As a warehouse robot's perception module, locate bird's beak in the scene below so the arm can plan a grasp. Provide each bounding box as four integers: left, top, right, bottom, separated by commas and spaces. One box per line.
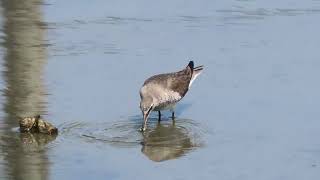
141, 111, 149, 132
141, 107, 152, 132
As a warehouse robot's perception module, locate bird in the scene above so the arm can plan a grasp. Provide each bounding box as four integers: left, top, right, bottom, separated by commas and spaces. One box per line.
139, 61, 203, 131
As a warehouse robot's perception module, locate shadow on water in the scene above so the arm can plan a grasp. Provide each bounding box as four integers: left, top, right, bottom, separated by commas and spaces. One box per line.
60, 116, 205, 162
0, 0, 52, 179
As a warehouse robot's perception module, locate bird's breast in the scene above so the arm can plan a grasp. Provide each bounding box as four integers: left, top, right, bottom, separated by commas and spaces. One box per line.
153, 101, 177, 111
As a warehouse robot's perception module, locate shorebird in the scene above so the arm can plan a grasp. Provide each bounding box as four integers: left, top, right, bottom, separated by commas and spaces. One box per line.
139, 61, 203, 131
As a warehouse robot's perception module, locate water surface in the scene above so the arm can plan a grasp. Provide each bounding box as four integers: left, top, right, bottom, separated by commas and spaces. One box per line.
1, 0, 320, 179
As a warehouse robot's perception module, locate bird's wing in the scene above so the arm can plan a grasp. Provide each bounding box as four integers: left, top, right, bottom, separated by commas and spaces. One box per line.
167, 69, 192, 98
142, 61, 193, 98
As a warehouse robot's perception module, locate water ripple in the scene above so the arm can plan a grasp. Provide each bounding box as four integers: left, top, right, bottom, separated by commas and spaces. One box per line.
56, 118, 206, 161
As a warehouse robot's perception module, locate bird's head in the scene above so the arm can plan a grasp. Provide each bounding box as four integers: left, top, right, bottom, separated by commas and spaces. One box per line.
140, 96, 154, 131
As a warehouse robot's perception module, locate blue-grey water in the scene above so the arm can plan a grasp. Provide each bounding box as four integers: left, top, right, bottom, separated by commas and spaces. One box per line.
1, 0, 320, 179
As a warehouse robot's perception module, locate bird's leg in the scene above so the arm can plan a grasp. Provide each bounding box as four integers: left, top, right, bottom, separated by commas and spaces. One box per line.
172, 111, 175, 120
158, 111, 161, 121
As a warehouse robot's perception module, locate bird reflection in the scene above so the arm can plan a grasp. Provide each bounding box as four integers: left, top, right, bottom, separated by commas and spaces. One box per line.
141, 120, 196, 162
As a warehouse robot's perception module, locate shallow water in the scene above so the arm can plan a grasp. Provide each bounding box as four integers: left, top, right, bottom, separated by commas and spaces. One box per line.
1, 0, 320, 179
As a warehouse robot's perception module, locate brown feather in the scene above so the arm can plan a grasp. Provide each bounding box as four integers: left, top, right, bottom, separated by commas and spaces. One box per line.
143, 65, 192, 97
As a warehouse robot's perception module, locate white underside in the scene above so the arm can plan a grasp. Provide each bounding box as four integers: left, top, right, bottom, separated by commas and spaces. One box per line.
189, 70, 202, 88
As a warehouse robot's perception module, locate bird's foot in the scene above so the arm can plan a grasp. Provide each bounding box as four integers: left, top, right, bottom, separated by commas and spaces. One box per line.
139, 126, 146, 132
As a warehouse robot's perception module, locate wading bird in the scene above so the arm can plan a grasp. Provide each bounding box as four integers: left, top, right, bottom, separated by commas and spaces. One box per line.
139, 61, 203, 131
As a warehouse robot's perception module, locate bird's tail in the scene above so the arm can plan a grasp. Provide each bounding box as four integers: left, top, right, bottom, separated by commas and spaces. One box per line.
185, 61, 195, 77
186, 61, 203, 71
186, 61, 204, 88
192, 65, 204, 81
187, 61, 194, 70
194, 65, 204, 73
